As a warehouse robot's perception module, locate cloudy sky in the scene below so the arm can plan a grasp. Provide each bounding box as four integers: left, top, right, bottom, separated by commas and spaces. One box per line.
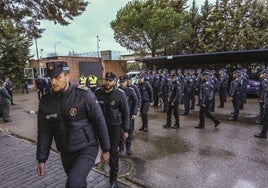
30, 0, 212, 59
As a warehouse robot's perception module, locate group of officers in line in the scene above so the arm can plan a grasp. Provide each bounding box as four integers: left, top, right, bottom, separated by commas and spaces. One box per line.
36, 61, 267, 188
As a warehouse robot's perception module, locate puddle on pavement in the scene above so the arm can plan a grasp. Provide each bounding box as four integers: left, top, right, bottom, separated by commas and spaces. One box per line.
10, 106, 23, 110
198, 146, 235, 158
17, 98, 30, 102
138, 135, 191, 160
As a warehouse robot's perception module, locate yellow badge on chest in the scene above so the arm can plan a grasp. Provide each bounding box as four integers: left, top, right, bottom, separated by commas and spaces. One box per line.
70, 107, 78, 117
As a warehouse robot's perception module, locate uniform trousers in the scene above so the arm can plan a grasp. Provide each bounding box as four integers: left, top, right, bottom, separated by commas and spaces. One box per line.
199, 102, 218, 126
153, 86, 160, 106
184, 92, 191, 114
119, 118, 134, 151
162, 92, 168, 111
261, 107, 268, 135
107, 125, 122, 181
232, 95, 241, 116
1, 103, 10, 121
219, 87, 226, 107
166, 102, 179, 125
60, 144, 99, 188
140, 101, 150, 129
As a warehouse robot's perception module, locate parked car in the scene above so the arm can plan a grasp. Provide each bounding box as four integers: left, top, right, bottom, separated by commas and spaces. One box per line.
126, 71, 140, 84
246, 79, 260, 96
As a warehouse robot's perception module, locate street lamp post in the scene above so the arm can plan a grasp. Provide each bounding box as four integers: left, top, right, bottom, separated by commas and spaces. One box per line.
97, 35, 100, 58
54, 41, 61, 56
40, 49, 44, 76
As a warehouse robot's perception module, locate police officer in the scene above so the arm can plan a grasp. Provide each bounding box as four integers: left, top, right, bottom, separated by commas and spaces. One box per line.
255, 70, 268, 139
210, 70, 218, 112
195, 68, 202, 106
137, 74, 154, 132
240, 68, 249, 109
36, 61, 110, 188
256, 70, 268, 124
182, 69, 195, 115
160, 68, 170, 112
0, 81, 12, 122
190, 69, 197, 110
177, 68, 184, 104
127, 75, 141, 135
217, 68, 229, 108
162, 74, 182, 129
95, 72, 130, 188
86, 73, 98, 92
195, 70, 220, 129
35, 75, 45, 100
5, 77, 14, 105
79, 73, 87, 86
229, 70, 243, 121
118, 75, 138, 156
152, 70, 161, 107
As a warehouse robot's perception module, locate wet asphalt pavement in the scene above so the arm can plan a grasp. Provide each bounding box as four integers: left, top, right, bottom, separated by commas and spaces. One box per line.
1, 91, 268, 188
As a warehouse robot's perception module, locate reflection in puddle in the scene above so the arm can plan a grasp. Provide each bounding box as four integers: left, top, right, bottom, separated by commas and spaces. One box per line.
138, 135, 191, 160
233, 179, 256, 188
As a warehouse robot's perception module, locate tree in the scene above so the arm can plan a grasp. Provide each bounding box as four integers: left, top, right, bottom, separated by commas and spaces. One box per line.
197, 0, 268, 52
0, 0, 88, 86
110, 0, 186, 57
197, 0, 215, 52
0, 19, 32, 82
1, 0, 88, 39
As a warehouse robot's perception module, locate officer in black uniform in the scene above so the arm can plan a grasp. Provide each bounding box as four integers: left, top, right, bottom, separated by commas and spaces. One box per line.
162, 74, 182, 129
152, 70, 161, 107
182, 69, 195, 115
137, 74, 154, 132
160, 68, 170, 112
255, 70, 268, 139
95, 72, 130, 188
190, 69, 197, 110
217, 68, 229, 108
195, 70, 220, 129
118, 75, 138, 156
240, 68, 249, 109
210, 70, 218, 112
36, 61, 110, 188
229, 70, 243, 121
177, 68, 184, 104
127, 75, 141, 136
195, 68, 202, 106
256, 70, 268, 124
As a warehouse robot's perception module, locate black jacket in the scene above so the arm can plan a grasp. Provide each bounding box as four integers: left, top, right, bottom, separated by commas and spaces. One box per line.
138, 81, 154, 103
95, 87, 130, 132
119, 86, 138, 115
168, 80, 182, 104
36, 84, 110, 163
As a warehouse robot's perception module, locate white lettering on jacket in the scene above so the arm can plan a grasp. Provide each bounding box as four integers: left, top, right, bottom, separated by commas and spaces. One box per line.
45, 113, 58, 119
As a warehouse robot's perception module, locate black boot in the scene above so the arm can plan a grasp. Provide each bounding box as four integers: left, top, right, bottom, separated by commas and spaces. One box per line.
195, 124, 204, 129
214, 120, 220, 127
139, 127, 144, 131
229, 115, 238, 121
162, 124, 171, 129
126, 147, 131, 155
255, 133, 267, 139
110, 180, 118, 188
171, 124, 180, 129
